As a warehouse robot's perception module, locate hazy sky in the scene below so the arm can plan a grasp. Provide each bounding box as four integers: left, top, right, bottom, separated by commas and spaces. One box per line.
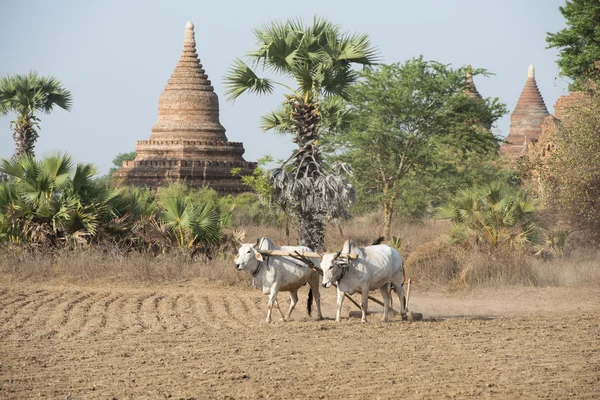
0, 0, 570, 173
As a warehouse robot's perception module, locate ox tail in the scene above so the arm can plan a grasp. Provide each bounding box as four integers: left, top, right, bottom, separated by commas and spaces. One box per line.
307, 288, 313, 317
401, 259, 406, 285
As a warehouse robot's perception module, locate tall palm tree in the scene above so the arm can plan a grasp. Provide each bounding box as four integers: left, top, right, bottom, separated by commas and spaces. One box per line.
0, 71, 73, 158
224, 17, 378, 250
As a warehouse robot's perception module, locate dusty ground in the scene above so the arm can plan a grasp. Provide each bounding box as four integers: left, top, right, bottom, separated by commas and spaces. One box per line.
0, 276, 599, 399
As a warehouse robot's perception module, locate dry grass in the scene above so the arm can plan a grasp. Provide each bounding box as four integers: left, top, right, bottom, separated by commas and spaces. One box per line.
406, 239, 600, 289
531, 247, 600, 286
0, 246, 247, 287
1, 218, 598, 290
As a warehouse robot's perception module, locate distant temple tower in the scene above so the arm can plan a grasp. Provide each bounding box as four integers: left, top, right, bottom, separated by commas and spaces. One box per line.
114, 21, 255, 192
465, 65, 483, 100
464, 65, 492, 131
500, 64, 549, 156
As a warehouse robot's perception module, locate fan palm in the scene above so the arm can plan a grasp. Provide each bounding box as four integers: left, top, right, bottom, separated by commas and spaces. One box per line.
0, 153, 118, 245
160, 194, 221, 249
435, 182, 542, 250
0, 71, 72, 158
224, 17, 378, 250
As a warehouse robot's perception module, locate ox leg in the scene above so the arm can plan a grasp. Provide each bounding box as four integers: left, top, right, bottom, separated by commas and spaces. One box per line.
308, 272, 323, 320
266, 284, 281, 323
379, 286, 391, 322
286, 291, 298, 321
391, 277, 407, 320
274, 299, 286, 320
335, 289, 345, 322
360, 288, 369, 323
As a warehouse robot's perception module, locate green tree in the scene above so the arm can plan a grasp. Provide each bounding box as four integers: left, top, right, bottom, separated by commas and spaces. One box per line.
109, 151, 137, 175
546, 0, 600, 87
232, 155, 293, 240
0, 72, 72, 158
224, 17, 378, 251
435, 181, 542, 251
324, 59, 507, 239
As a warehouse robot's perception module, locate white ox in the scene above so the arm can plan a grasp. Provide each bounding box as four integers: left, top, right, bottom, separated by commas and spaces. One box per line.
235, 238, 322, 323
320, 241, 406, 322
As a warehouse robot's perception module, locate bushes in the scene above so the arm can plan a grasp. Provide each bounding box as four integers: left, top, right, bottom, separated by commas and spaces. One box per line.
527, 90, 600, 242
406, 240, 539, 287
0, 151, 287, 257
218, 193, 283, 227
435, 181, 542, 250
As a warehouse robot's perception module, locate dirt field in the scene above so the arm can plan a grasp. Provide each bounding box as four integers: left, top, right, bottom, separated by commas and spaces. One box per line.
1, 276, 599, 399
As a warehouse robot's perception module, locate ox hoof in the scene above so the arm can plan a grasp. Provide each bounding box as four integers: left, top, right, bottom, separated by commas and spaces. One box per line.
401, 313, 408, 321
361, 319, 367, 323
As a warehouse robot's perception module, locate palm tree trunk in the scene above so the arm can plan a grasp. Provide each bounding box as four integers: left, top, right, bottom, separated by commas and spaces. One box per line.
297, 210, 325, 251
289, 96, 326, 251
11, 113, 39, 158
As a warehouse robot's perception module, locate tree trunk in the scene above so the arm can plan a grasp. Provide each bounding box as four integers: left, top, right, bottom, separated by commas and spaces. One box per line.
297, 209, 325, 251
11, 113, 39, 158
383, 201, 393, 241
289, 96, 326, 251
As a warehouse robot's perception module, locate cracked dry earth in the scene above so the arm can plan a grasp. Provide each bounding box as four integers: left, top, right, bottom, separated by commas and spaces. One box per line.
0, 278, 599, 399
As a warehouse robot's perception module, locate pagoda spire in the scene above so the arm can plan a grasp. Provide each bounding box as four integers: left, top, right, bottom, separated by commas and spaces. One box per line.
464, 65, 482, 100
501, 64, 549, 157
150, 21, 227, 141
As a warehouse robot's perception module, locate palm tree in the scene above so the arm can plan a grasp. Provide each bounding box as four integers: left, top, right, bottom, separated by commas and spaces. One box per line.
435, 182, 542, 251
0, 71, 73, 158
224, 17, 378, 250
160, 194, 221, 249
0, 153, 118, 246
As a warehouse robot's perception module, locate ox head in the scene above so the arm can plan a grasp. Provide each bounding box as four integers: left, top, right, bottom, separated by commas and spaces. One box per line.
320, 251, 348, 288
234, 243, 264, 271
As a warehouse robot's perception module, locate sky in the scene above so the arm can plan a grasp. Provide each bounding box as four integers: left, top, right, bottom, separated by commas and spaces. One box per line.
0, 0, 570, 174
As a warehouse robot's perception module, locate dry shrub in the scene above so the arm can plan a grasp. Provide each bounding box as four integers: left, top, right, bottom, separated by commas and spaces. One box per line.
530, 247, 600, 286
404, 240, 459, 286
452, 247, 537, 287
325, 215, 449, 252
0, 245, 247, 287
405, 241, 539, 288
241, 225, 289, 246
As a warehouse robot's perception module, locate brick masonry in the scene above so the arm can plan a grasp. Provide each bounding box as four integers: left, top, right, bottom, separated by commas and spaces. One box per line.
114, 21, 256, 193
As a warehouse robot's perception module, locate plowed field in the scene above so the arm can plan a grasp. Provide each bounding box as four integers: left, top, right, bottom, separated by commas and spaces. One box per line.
1, 278, 599, 399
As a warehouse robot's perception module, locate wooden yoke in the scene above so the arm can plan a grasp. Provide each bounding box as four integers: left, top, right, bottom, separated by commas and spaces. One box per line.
259, 250, 359, 259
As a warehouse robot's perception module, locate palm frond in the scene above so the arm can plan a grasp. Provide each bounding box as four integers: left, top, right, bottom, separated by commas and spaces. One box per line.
259, 106, 293, 134
224, 58, 274, 101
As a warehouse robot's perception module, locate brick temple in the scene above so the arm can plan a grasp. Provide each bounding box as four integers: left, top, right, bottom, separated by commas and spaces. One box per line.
500, 64, 549, 156
114, 21, 256, 193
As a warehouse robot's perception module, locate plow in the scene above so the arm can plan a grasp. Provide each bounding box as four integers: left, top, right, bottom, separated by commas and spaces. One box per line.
259, 249, 423, 321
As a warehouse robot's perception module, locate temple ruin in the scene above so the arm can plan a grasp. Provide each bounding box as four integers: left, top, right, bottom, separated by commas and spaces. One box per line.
464, 65, 492, 131
114, 21, 256, 193
500, 64, 549, 157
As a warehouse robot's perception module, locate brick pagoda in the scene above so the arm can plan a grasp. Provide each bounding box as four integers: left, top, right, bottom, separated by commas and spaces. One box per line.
500, 64, 549, 156
464, 65, 492, 131
114, 21, 256, 193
